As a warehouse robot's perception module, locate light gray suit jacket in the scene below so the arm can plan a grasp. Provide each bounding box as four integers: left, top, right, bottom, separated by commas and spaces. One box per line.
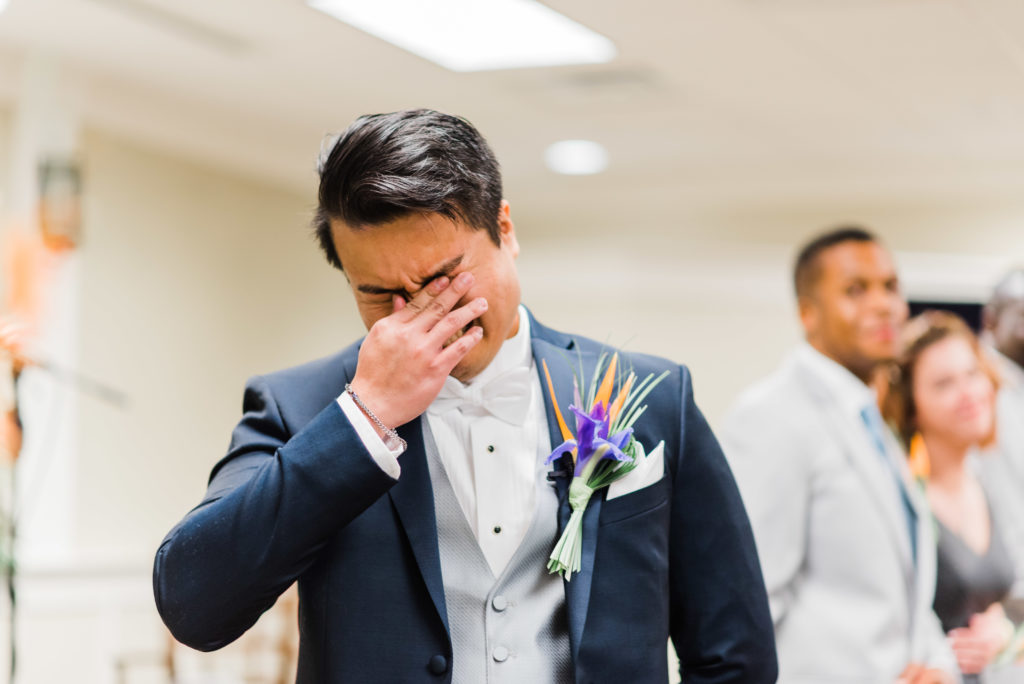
720, 347, 958, 683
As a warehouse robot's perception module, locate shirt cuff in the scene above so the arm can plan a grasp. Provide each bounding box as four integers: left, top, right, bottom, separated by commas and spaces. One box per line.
336, 392, 403, 479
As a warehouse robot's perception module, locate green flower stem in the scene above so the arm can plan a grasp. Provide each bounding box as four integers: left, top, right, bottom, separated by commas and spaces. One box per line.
568, 478, 596, 511
548, 479, 597, 580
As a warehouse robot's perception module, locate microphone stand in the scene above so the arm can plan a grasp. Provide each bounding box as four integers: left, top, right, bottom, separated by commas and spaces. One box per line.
2, 359, 21, 684
2, 350, 127, 684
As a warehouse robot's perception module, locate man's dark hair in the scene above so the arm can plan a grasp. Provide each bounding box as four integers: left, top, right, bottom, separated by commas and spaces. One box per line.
793, 226, 878, 299
313, 109, 504, 270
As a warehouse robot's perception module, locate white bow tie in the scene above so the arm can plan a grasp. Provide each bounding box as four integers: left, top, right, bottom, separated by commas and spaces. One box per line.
427, 366, 533, 426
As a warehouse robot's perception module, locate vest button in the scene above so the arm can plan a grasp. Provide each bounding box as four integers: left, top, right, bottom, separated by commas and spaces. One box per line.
492, 646, 509, 662
427, 654, 448, 675
491, 595, 508, 611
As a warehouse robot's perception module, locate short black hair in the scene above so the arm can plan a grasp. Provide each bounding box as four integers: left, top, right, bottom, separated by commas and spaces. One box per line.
793, 226, 878, 299
313, 109, 503, 270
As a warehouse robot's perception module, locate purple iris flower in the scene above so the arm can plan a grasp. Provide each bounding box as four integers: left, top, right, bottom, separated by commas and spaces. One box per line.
546, 402, 634, 477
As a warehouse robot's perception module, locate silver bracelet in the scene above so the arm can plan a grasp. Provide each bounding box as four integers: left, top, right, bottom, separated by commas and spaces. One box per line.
345, 383, 407, 452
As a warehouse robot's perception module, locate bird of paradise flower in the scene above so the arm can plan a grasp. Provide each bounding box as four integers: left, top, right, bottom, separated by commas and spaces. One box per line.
542, 351, 668, 580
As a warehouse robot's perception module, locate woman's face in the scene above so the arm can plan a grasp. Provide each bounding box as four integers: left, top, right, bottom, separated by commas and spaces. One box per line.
912, 335, 995, 448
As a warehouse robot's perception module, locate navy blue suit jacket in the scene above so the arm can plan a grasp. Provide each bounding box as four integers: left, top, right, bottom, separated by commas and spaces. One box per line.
154, 313, 777, 683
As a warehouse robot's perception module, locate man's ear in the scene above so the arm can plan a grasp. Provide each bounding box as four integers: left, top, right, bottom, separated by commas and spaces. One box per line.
981, 303, 996, 333
798, 295, 819, 341
497, 200, 519, 258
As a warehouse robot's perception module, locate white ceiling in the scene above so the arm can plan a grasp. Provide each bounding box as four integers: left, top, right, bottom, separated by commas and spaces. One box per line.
4, 0, 1024, 232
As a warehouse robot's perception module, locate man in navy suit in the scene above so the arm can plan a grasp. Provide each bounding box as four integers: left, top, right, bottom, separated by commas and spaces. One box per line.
153, 109, 776, 683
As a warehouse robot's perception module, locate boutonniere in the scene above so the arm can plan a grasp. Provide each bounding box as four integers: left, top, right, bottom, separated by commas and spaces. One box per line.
542, 352, 668, 580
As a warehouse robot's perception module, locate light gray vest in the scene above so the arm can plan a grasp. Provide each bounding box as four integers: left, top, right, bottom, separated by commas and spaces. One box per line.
422, 421, 572, 684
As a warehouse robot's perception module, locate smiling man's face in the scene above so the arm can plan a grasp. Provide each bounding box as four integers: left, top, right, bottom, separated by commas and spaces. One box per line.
800, 240, 909, 382
332, 204, 522, 383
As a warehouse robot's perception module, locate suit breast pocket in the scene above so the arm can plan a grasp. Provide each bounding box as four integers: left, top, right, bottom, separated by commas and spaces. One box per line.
599, 475, 671, 526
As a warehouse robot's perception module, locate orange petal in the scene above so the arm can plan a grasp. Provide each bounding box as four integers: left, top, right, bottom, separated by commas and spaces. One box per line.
543, 359, 574, 443
593, 353, 618, 410
608, 373, 635, 425
908, 433, 930, 480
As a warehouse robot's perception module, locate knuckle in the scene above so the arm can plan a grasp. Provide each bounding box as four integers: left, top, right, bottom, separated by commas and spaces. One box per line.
416, 342, 435, 362
439, 311, 462, 330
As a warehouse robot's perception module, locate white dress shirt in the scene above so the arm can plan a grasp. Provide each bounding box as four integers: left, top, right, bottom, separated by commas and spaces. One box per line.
338, 306, 549, 576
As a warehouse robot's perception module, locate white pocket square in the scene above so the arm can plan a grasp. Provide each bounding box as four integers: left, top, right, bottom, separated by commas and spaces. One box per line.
607, 441, 665, 500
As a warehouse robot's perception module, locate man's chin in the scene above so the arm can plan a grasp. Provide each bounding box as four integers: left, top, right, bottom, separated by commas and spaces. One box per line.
451, 338, 506, 382
867, 348, 899, 365
450, 353, 487, 384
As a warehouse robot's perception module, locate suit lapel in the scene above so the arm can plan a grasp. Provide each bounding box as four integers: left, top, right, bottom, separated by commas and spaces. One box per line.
833, 409, 914, 569
529, 313, 601, 662
793, 358, 915, 573
340, 343, 449, 630
356, 312, 606, 650
387, 417, 450, 633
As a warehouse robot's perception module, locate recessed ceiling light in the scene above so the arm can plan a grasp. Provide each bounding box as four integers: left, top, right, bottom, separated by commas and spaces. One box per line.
544, 140, 608, 175
308, 0, 616, 72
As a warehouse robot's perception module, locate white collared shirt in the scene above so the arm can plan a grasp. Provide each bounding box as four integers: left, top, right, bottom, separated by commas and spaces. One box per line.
338, 305, 549, 576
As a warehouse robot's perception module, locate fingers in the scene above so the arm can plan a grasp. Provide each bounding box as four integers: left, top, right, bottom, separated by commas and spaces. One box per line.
429, 296, 487, 347
0, 325, 29, 361
392, 276, 451, 322
434, 325, 483, 374
897, 664, 923, 684
0, 318, 28, 351
906, 669, 954, 684
414, 272, 476, 332
397, 272, 477, 331
949, 631, 992, 675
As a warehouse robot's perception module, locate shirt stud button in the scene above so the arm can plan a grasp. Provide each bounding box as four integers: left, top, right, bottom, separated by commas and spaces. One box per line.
427, 654, 447, 675
492, 646, 509, 662
487, 445, 495, 452
493, 525, 502, 534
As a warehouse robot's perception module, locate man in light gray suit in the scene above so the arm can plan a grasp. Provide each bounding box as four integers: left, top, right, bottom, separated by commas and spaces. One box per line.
721, 227, 959, 683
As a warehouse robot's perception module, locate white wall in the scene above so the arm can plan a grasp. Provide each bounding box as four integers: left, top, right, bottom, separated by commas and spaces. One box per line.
518, 199, 1022, 423
72, 130, 361, 565
0, 107, 8, 207
13, 129, 356, 684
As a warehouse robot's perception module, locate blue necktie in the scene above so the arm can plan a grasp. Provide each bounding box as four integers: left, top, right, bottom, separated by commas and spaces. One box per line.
860, 405, 918, 565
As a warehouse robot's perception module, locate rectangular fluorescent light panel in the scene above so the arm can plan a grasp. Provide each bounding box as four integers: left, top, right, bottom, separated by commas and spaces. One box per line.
308, 0, 616, 72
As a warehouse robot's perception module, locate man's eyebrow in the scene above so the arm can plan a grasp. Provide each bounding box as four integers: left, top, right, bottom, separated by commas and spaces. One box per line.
413, 255, 464, 286
356, 283, 402, 295
356, 255, 464, 296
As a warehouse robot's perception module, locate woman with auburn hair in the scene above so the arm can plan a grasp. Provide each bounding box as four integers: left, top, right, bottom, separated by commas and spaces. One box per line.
884, 310, 1017, 681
